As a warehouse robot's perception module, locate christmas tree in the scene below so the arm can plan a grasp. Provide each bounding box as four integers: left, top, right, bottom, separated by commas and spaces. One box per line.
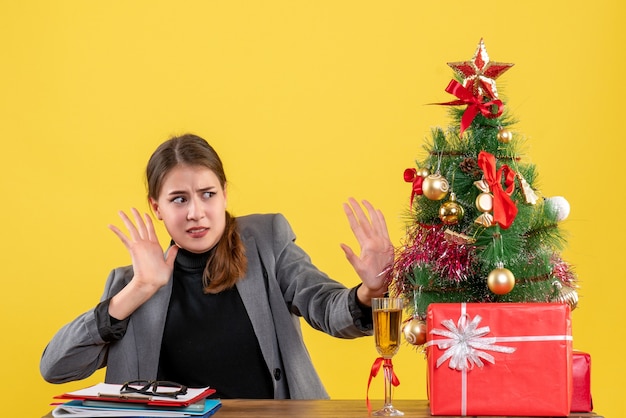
391, 39, 578, 345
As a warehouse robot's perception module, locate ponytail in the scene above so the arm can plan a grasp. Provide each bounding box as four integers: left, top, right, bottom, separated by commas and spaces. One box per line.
202, 211, 247, 293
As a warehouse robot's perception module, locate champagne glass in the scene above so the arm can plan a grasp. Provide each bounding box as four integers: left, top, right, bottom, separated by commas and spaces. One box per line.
371, 297, 404, 416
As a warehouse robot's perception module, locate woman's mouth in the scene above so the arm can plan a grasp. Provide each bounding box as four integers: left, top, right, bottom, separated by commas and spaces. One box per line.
187, 227, 209, 238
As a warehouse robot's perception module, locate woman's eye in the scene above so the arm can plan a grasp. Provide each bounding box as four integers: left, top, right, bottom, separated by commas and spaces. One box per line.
203, 191, 216, 199
172, 196, 186, 204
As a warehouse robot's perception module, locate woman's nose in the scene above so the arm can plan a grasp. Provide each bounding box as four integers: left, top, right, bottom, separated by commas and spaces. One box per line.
187, 197, 204, 220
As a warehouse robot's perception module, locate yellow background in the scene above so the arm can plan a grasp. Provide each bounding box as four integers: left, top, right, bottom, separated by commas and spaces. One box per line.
1, 1, 624, 417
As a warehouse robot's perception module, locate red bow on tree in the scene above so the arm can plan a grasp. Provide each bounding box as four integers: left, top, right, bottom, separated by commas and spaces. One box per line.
477, 151, 518, 229
404, 168, 423, 204
436, 80, 504, 137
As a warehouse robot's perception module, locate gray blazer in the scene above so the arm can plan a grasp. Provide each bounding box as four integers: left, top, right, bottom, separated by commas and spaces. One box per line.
40, 213, 371, 399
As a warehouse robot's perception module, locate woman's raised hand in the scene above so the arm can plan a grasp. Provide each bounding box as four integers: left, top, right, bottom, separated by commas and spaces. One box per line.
340, 198, 394, 306
107, 208, 179, 319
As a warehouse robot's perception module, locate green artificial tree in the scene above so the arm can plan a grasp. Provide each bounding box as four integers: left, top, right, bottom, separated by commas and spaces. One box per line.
391, 39, 578, 346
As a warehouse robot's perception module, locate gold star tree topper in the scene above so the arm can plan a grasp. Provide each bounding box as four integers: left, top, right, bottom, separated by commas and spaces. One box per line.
447, 38, 514, 100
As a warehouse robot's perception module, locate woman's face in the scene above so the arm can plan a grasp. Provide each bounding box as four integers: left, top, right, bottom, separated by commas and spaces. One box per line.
150, 164, 227, 254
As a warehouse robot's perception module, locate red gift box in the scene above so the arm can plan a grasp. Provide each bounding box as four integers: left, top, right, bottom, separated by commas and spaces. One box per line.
426, 303, 572, 416
571, 351, 593, 412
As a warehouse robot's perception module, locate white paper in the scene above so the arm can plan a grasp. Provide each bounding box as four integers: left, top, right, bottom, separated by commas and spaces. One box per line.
65, 383, 211, 403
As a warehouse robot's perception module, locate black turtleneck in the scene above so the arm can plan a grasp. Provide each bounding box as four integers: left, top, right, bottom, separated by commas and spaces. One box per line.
156, 247, 274, 399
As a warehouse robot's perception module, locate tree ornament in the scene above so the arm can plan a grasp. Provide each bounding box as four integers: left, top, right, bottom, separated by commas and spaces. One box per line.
416, 167, 430, 178
422, 173, 449, 200
487, 269, 515, 295
436, 80, 504, 138
473, 151, 518, 229
403, 317, 428, 346
487, 264, 515, 295
438, 192, 464, 225
474, 179, 494, 227
550, 281, 578, 310
545, 196, 570, 221
404, 168, 425, 204
497, 127, 513, 143
447, 38, 514, 100
517, 172, 539, 205
404, 167, 430, 204
443, 228, 476, 244
459, 157, 482, 178
475, 190, 494, 212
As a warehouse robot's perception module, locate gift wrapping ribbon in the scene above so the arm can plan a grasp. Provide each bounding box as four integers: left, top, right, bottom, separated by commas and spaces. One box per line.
434, 79, 504, 137
403, 168, 423, 204
366, 357, 400, 412
477, 151, 518, 229
426, 303, 573, 416
426, 311, 516, 371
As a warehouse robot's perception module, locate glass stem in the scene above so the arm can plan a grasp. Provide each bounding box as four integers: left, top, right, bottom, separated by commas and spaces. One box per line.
383, 360, 393, 408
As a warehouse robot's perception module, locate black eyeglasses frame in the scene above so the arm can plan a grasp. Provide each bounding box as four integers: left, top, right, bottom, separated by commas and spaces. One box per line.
120, 380, 188, 399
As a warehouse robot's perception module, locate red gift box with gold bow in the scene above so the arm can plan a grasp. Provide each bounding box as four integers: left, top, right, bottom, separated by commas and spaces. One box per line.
426, 303, 573, 416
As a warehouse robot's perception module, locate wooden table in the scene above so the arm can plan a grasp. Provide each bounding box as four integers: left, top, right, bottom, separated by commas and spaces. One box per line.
43, 399, 603, 417
211, 400, 603, 417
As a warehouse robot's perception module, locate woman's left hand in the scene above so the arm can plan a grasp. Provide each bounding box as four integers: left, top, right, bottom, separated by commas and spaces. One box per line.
340, 198, 394, 306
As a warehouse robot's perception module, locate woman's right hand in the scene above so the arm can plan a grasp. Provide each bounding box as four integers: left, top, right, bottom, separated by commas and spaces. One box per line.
107, 208, 179, 320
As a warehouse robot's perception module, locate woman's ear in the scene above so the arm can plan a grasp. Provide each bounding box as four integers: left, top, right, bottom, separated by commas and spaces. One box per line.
149, 197, 163, 220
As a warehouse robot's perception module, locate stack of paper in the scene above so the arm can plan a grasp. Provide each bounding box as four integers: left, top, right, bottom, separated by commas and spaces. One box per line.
51, 383, 220, 417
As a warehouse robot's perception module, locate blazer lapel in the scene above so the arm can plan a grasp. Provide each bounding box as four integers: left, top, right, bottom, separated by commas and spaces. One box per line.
236, 235, 278, 372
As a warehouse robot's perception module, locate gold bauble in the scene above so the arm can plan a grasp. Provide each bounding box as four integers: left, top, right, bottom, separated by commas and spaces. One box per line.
422, 174, 449, 200
438, 193, 465, 225
487, 267, 515, 295
416, 167, 430, 178
403, 318, 428, 346
497, 128, 513, 143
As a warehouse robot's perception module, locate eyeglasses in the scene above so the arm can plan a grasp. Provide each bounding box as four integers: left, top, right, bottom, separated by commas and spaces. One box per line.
120, 380, 188, 399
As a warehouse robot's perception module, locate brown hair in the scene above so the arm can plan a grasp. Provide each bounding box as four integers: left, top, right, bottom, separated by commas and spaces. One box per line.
146, 133, 247, 293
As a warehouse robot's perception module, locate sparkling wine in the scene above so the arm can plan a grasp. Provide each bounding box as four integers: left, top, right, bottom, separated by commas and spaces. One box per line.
373, 308, 402, 358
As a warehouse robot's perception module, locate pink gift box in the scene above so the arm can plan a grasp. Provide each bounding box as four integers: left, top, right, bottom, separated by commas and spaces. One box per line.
426, 302, 573, 416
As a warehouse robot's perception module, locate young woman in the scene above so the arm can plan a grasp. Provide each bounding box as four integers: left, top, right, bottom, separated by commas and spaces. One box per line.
40, 133, 394, 399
